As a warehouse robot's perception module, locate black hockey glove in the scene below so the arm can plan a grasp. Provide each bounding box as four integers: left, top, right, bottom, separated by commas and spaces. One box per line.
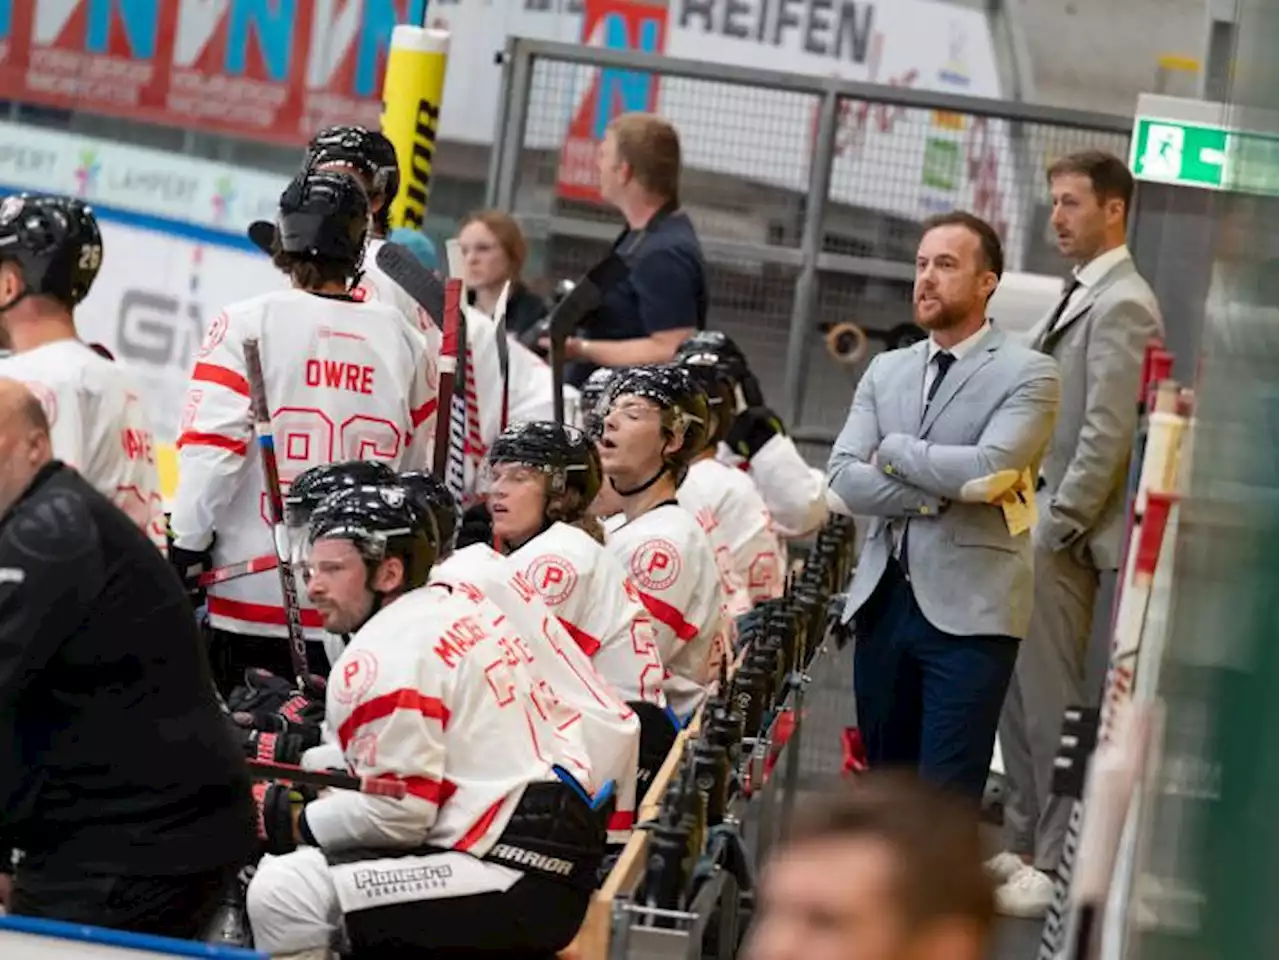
242, 728, 313, 766
252, 782, 316, 855
456, 502, 494, 550
167, 525, 215, 609
725, 406, 786, 461
227, 669, 326, 739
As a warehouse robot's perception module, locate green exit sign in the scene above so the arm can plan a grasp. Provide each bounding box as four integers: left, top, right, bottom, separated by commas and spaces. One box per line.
1130, 117, 1278, 196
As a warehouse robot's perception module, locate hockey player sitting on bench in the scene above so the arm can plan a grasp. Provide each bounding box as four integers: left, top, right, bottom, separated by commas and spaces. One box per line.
246, 484, 607, 959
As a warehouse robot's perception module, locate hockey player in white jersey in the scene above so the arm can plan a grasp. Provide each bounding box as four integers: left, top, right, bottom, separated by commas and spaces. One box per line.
246, 486, 607, 959
596, 364, 731, 720
168, 170, 436, 694
0, 194, 164, 544
485, 422, 680, 806
399, 466, 643, 844
675, 347, 786, 606
675, 331, 828, 539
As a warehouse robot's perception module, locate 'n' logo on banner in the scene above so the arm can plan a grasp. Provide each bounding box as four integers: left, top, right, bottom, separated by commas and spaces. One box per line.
556, 0, 668, 203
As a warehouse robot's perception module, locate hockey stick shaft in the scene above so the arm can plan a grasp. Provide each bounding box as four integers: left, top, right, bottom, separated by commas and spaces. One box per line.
198, 553, 279, 587
433, 280, 461, 480
246, 759, 408, 799
243, 339, 311, 690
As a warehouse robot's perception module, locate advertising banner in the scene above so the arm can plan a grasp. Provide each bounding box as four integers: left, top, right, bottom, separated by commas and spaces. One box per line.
0, 0, 426, 146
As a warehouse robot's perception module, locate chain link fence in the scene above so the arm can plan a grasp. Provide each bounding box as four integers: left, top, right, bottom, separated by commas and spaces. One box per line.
488, 38, 1133, 464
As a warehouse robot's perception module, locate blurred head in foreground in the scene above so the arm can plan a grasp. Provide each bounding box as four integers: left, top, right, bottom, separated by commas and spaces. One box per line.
744, 772, 994, 960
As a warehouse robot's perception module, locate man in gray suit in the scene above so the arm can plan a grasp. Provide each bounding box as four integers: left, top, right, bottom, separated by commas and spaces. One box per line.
990, 151, 1162, 918
826, 211, 1060, 802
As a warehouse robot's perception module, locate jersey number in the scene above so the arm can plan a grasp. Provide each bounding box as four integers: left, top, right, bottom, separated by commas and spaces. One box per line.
260, 406, 402, 525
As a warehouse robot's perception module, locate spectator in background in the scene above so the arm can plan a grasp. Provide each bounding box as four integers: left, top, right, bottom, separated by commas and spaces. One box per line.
458, 209, 548, 335
744, 772, 995, 960
559, 112, 708, 387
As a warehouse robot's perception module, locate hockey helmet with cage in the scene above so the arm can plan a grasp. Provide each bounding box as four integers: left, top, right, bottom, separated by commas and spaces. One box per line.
673, 330, 763, 409
578, 366, 620, 440
0, 194, 103, 310
604, 364, 711, 470
398, 471, 463, 556
487, 421, 603, 503
249, 170, 370, 264
307, 484, 437, 594
305, 125, 400, 203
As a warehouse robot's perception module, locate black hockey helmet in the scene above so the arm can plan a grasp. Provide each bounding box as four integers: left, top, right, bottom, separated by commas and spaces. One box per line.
305, 125, 400, 204
487, 421, 603, 503
578, 366, 620, 440
285, 460, 399, 529
675, 353, 736, 448
249, 170, 369, 264
307, 484, 437, 592
0, 194, 103, 309
673, 330, 763, 409
398, 471, 463, 556
604, 363, 711, 469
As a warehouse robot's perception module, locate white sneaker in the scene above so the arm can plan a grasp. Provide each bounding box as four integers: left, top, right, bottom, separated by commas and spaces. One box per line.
983, 850, 1027, 883
995, 865, 1055, 918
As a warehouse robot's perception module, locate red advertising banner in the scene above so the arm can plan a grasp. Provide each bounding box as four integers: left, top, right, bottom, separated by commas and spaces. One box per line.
0, 0, 425, 147
555, 0, 668, 203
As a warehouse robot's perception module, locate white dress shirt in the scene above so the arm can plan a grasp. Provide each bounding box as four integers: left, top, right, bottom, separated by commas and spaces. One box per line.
922, 319, 991, 406
1049, 244, 1131, 335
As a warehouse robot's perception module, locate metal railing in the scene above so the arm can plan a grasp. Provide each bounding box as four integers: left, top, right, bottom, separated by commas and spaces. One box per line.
486, 37, 1134, 462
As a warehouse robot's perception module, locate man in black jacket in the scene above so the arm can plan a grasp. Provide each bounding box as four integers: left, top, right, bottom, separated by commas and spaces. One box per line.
0, 378, 256, 937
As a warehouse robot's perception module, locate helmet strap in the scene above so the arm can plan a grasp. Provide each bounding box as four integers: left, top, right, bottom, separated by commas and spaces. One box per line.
610, 463, 668, 498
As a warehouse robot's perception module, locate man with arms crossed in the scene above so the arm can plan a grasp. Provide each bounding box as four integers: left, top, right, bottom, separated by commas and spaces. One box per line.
826, 211, 1060, 802
990, 151, 1162, 916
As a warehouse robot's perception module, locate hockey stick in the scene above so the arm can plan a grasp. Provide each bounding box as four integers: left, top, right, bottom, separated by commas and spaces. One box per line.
433, 279, 463, 487
374, 242, 445, 331
246, 759, 408, 799
242, 339, 315, 696
493, 280, 512, 432
546, 253, 631, 424
198, 553, 279, 588
444, 240, 471, 501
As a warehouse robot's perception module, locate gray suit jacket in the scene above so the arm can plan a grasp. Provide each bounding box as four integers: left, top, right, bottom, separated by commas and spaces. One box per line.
1026, 256, 1162, 571
826, 325, 1060, 640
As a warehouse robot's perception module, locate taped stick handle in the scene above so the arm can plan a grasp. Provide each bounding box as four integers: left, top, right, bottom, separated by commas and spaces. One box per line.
246, 759, 409, 799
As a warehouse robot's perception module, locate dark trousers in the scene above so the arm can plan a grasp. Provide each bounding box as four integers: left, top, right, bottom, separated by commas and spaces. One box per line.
852, 560, 1019, 801
207, 627, 332, 697
11, 863, 239, 940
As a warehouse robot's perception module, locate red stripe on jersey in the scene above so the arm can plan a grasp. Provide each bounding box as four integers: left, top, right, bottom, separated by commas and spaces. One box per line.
557, 616, 602, 657
176, 431, 247, 456
336, 688, 451, 750
609, 809, 635, 832
191, 362, 250, 397
207, 595, 326, 628
455, 797, 505, 852
411, 398, 438, 428
635, 590, 699, 642
398, 774, 456, 807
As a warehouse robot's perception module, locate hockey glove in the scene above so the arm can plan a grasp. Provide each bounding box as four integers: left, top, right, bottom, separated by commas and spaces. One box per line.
725, 406, 786, 462
252, 782, 316, 855
226, 669, 295, 726
168, 534, 215, 609
241, 728, 313, 766
456, 502, 495, 550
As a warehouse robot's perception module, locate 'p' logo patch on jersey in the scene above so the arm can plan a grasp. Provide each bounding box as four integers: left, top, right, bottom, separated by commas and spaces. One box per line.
631, 538, 681, 592
527, 554, 578, 606
335, 648, 379, 706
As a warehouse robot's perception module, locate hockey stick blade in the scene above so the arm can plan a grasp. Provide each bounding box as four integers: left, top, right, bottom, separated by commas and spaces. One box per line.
198, 553, 279, 587
375, 242, 446, 330
246, 759, 408, 799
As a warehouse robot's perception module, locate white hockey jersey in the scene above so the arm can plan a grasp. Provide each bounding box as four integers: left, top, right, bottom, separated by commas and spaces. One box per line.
432, 544, 640, 839
509, 522, 666, 709
605, 505, 729, 719
716, 435, 828, 539
0, 339, 164, 546
304, 588, 570, 857
679, 458, 786, 606
168, 289, 436, 638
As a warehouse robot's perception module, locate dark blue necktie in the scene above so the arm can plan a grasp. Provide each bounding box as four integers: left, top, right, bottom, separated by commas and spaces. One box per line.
902, 350, 957, 574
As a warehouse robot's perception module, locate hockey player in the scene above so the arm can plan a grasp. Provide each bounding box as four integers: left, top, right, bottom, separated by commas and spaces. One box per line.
395, 464, 642, 844
675, 350, 786, 605
674, 331, 828, 539
168, 170, 436, 694
247, 486, 607, 959
0, 194, 164, 545
597, 364, 730, 719
486, 422, 678, 809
